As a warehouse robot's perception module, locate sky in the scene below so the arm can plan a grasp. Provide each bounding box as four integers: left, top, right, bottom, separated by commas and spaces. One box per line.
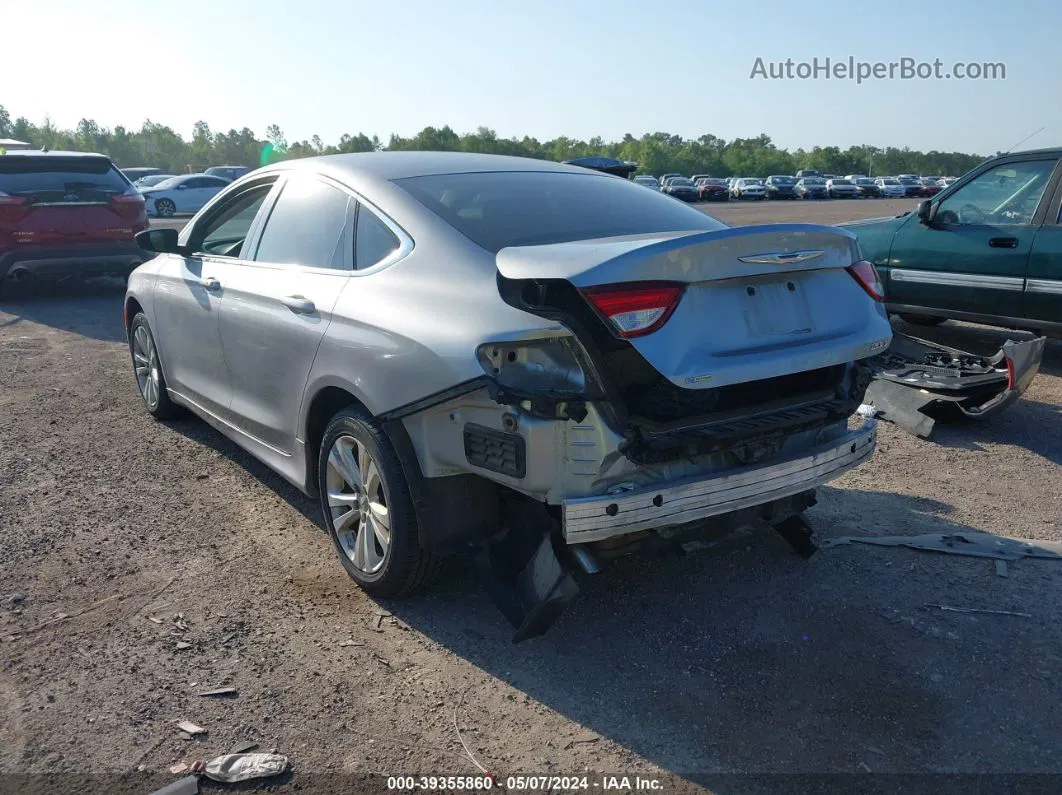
5, 0, 1060, 155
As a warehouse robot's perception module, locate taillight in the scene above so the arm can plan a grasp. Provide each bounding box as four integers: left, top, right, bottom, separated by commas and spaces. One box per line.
1005, 356, 1016, 390
0, 191, 27, 206
582, 281, 685, 338
112, 191, 145, 204
846, 260, 885, 302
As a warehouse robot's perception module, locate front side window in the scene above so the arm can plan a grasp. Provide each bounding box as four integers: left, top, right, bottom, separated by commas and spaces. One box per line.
194, 185, 273, 257
936, 159, 1056, 226
254, 175, 353, 270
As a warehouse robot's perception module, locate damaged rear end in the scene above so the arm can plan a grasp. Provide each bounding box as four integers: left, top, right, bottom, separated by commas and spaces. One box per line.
402, 224, 893, 640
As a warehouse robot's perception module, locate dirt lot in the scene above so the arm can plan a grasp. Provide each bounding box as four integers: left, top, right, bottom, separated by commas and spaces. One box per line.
3, 198, 1062, 794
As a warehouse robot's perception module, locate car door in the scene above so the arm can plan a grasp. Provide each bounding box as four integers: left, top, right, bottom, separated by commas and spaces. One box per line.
885, 156, 1062, 320
1025, 178, 1062, 327
151, 180, 276, 417
170, 177, 196, 212
216, 172, 356, 454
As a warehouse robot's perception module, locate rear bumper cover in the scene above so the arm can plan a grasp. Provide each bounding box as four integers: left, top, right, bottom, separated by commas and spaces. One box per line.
562, 420, 876, 543
0, 244, 147, 279
865, 333, 1045, 438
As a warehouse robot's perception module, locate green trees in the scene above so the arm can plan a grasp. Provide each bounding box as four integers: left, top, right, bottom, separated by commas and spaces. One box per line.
0, 103, 985, 177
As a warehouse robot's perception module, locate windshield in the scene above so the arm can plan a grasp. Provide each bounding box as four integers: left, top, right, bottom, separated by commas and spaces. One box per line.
396, 171, 726, 253
669, 178, 694, 187
802, 179, 825, 186
0, 157, 131, 202
149, 177, 184, 190
768, 176, 794, 184
832, 179, 852, 185
881, 179, 900, 185
856, 179, 875, 185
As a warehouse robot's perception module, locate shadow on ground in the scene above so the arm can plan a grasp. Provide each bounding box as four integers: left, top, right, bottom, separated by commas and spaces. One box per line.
149, 408, 1062, 779
0, 278, 128, 343
379, 486, 1062, 778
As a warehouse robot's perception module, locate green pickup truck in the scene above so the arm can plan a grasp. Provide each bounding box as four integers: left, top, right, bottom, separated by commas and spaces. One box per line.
845, 148, 1062, 335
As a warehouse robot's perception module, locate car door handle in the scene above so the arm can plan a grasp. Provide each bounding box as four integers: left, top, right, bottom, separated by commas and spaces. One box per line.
280, 295, 316, 314
989, 237, 1018, 249
199, 277, 221, 291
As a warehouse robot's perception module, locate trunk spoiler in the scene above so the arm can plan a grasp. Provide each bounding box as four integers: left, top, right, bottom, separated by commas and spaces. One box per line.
864, 332, 1046, 439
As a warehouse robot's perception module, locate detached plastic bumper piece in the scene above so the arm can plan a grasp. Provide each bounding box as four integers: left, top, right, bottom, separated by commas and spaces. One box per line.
866, 332, 1045, 439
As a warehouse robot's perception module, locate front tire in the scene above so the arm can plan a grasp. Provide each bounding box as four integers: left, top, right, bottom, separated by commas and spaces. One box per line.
129, 313, 181, 419
318, 408, 440, 597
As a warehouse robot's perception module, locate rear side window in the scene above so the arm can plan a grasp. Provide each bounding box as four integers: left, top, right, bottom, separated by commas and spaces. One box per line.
0, 157, 131, 203
254, 175, 354, 270
395, 171, 725, 253
355, 205, 400, 269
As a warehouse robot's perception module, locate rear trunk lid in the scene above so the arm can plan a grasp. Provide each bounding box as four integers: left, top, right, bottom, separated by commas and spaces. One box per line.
496, 224, 893, 390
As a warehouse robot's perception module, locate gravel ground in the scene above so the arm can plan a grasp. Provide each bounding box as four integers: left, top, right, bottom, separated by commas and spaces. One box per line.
2, 199, 1061, 794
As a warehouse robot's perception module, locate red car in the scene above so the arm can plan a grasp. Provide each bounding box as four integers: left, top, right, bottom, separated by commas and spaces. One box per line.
0, 151, 148, 294
696, 177, 729, 202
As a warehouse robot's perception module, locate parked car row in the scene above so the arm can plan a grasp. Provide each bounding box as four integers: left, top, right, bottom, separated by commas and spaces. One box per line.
639, 172, 957, 202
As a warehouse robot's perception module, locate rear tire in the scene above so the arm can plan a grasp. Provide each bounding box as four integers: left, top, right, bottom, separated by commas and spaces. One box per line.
155, 199, 176, 218
897, 313, 947, 327
317, 408, 441, 598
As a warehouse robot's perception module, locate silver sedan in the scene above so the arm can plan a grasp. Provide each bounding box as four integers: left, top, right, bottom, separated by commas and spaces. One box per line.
125, 153, 889, 638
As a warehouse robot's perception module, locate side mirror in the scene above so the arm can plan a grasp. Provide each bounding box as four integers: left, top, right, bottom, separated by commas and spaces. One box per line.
917, 199, 937, 226
135, 227, 183, 254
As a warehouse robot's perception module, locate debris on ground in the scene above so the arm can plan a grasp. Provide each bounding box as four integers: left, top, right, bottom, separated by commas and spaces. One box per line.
197, 687, 237, 697
924, 604, 1032, 618
822, 532, 1062, 562
231, 741, 260, 754
856, 403, 880, 419
24, 593, 123, 633
202, 752, 289, 783
996, 560, 1009, 578
564, 732, 600, 750
148, 616, 164, 624
175, 641, 193, 650
151, 775, 199, 795
338, 639, 362, 647
866, 333, 1045, 439
176, 720, 206, 736
169, 762, 190, 775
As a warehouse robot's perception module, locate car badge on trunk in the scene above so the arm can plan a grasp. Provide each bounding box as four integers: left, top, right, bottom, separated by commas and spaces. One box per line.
738, 250, 824, 265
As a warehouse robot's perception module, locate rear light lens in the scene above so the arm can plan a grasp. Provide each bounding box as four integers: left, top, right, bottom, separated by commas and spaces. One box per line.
846, 260, 885, 302
582, 281, 685, 338
1005, 356, 1016, 390
112, 190, 145, 204
0, 191, 27, 206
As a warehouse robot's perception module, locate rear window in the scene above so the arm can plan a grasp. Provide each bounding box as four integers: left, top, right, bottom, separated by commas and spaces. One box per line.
0, 157, 131, 202
396, 171, 724, 253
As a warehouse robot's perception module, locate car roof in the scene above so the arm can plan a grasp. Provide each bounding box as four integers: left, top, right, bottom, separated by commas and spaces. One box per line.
266, 152, 591, 182
1, 150, 109, 159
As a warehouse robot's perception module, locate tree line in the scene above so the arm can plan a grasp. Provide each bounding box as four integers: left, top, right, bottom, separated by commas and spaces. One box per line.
0, 105, 988, 179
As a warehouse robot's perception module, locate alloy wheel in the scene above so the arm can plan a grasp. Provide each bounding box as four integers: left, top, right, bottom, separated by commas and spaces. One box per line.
325, 435, 391, 574
132, 325, 161, 408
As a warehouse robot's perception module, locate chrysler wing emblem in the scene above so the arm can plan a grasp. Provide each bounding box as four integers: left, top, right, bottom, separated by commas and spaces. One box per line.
738, 250, 824, 265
